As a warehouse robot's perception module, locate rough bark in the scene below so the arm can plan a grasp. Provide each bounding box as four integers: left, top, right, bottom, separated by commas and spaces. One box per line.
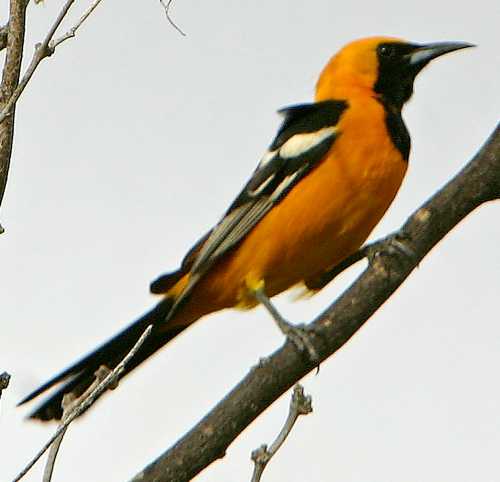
0, 24, 8, 52
0, 0, 27, 213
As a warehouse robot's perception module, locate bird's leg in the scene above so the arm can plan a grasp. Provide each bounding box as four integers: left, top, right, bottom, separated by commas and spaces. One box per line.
253, 285, 319, 363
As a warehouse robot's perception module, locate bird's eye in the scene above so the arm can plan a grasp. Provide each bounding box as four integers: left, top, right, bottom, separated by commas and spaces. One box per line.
378, 44, 396, 58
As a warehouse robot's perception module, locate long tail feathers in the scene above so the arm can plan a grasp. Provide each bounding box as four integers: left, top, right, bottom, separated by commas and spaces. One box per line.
19, 298, 186, 421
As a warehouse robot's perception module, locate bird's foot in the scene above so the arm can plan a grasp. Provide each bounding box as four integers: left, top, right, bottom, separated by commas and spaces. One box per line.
277, 320, 320, 364
252, 284, 319, 363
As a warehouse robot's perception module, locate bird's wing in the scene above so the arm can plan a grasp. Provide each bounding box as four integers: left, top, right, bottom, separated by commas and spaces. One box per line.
189, 99, 348, 277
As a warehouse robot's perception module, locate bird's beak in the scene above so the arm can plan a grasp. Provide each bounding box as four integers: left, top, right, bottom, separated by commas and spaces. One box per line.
408, 41, 475, 68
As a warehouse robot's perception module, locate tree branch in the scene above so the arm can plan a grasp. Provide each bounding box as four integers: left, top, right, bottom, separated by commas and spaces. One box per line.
42, 366, 110, 482
250, 384, 312, 482
0, 0, 76, 128
14, 325, 153, 482
0, 371, 11, 400
0, 0, 28, 218
0, 0, 105, 222
159, 0, 186, 37
0, 1, 31, 52
131, 124, 500, 482
0, 24, 8, 52
49, 0, 105, 50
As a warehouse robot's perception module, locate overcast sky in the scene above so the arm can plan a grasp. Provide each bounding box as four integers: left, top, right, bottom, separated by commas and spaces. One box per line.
1, 1, 499, 481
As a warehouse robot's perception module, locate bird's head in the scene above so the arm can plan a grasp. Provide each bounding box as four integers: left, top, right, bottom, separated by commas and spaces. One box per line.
316, 36, 474, 109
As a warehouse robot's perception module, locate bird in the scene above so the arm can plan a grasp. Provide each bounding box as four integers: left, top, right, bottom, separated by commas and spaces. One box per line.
20, 36, 473, 421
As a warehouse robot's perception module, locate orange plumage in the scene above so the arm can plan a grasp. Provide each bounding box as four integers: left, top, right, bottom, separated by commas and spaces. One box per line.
20, 36, 473, 420
168, 37, 408, 320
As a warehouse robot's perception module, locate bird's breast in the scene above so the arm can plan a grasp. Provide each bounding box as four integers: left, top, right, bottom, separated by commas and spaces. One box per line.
252, 98, 408, 294
194, 98, 408, 308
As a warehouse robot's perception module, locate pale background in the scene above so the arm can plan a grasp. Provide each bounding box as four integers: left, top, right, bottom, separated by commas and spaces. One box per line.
1, 1, 499, 481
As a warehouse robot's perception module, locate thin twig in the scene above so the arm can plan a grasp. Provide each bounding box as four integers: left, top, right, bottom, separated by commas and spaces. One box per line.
159, 0, 186, 37
0, 371, 11, 400
251, 384, 312, 482
0, 0, 105, 125
50, 0, 105, 50
0, 0, 75, 125
42, 367, 110, 482
13, 325, 153, 482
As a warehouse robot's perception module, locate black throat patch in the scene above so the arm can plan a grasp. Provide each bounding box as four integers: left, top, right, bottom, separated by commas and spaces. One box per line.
373, 42, 417, 161
378, 99, 411, 161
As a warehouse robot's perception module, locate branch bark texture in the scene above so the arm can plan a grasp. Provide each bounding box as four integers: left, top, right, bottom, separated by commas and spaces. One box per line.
251, 384, 312, 482
0, 0, 27, 212
0, 371, 11, 399
0, 24, 8, 52
131, 124, 500, 482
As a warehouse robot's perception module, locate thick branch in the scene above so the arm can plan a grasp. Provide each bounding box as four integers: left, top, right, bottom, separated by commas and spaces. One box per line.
0, 0, 27, 213
0, 1, 30, 52
0, 24, 8, 52
131, 124, 500, 482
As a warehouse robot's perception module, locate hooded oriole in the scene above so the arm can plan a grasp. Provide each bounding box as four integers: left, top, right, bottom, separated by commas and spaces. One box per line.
20, 36, 473, 420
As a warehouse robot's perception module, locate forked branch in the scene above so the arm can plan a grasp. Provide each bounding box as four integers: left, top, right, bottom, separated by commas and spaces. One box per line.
0, 0, 105, 220
0, 0, 106, 127
0, 0, 28, 214
14, 325, 153, 482
250, 384, 312, 482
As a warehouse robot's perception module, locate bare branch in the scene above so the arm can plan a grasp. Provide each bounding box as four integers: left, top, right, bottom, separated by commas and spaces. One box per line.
0, 371, 11, 400
0, 0, 105, 221
131, 125, 500, 482
0, 0, 28, 215
42, 367, 110, 482
50, 0, 105, 50
0, 0, 105, 127
42, 397, 72, 482
0, 24, 8, 52
0, 0, 75, 127
159, 0, 186, 37
250, 384, 312, 482
14, 325, 153, 482
0, 0, 30, 52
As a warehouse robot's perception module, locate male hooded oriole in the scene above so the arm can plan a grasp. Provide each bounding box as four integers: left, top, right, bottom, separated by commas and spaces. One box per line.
20, 36, 473, 420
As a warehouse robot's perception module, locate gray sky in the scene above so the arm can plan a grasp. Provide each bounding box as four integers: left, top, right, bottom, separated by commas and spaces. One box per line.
1, 1, 499, 481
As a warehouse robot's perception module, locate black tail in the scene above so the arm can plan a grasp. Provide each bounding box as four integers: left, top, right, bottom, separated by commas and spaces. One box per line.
19, 298, 186, 421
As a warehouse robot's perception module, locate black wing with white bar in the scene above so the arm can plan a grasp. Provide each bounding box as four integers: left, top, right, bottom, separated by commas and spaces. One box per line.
189, 100, 348, 277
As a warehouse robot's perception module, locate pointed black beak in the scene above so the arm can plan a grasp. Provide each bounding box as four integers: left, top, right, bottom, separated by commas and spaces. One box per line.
408, 41, 475, 68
